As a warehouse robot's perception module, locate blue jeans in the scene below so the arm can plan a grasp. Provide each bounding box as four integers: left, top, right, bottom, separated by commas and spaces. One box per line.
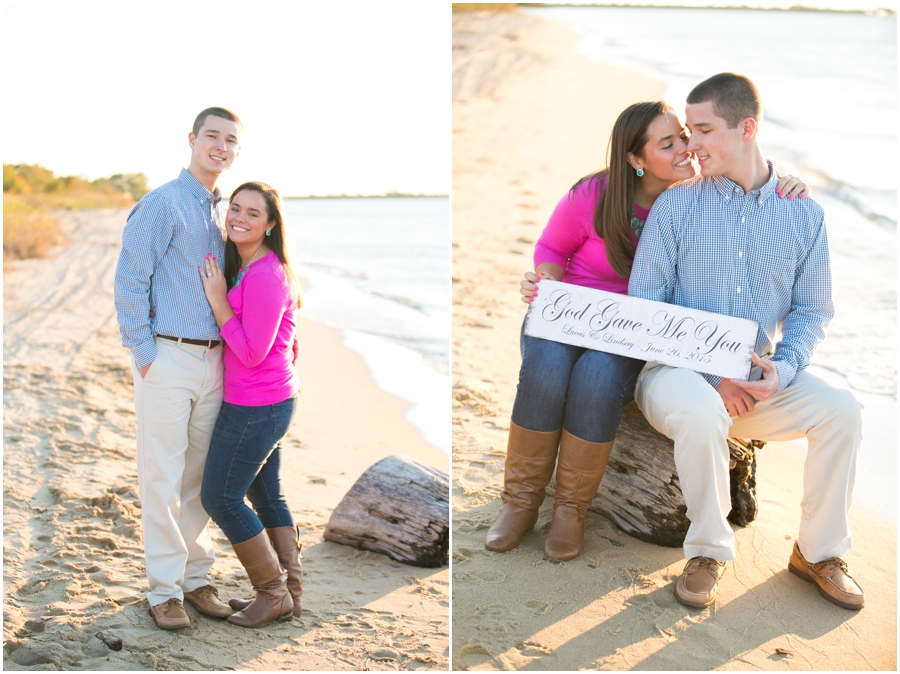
511, 321, 645, 443
201, 396, 297, 545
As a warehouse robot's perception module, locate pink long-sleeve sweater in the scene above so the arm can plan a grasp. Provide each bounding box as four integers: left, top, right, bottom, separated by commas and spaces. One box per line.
534, 175, 650, 293
220, 251, 298, 406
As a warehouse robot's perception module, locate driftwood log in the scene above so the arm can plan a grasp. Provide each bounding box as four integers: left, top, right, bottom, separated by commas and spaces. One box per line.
323, 455, 449, 567
550, 403, 762, 548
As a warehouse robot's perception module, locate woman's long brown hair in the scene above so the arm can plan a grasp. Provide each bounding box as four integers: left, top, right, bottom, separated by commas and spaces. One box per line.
572, 101, 673, 278
224, 181, 303, 308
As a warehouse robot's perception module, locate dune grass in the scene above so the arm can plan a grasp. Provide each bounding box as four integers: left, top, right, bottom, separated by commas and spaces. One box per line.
23, 190, 136, 210
4, 163, 143, 260
3, 192, 138, 260
3, 195, 68, 260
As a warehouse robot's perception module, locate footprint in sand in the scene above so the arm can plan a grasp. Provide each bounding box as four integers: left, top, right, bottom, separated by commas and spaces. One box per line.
455, 642, 498, 670
462, 569, 506, 583
519, 639, 553, 656
16, 577, 62, 597
452, 547, 472, 564
22, 620, 46, 634
523, 599, 552, 617
4, 641, 55, 668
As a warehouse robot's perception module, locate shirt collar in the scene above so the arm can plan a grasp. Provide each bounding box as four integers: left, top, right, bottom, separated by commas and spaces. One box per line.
178, 168, 222, 206
711, 159, 778, 206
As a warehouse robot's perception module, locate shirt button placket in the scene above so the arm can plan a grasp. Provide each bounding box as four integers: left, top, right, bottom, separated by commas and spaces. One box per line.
738, 206, 749, 301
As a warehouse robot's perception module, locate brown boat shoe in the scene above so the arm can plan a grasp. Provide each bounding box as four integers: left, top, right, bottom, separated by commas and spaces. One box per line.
674, 556, 727, 608
149, 598, 191, 630
184, 584, 233, 618
788, 543, 864, 610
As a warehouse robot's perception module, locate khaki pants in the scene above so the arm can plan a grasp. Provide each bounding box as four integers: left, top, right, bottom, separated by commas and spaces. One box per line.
634, 363, 862, 563
131, 337, 224, 606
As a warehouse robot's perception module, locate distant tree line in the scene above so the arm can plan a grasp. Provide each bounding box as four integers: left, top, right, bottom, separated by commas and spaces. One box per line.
3, 163, 150, 200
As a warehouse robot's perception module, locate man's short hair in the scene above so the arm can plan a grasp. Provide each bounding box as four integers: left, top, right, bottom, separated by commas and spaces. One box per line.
687, 73, 762, 129
192, 107, 243, 137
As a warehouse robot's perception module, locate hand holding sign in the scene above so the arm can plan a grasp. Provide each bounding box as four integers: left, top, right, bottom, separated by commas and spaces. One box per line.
520, 271, 541, 303
521, 267, 563, 304
729, 353, 780, 401
715, 379, 757, 417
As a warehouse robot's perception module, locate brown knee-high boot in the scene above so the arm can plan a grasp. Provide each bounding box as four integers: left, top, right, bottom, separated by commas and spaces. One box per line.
543, 430, 614, 561
226, 531, 294, 628
484, 422, 561, 552
230, 526, 302, 617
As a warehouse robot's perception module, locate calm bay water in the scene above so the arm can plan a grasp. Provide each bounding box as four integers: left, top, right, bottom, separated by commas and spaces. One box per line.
531, 5, 897, 226
530, 5, 897, 520
283, 197, 450, 453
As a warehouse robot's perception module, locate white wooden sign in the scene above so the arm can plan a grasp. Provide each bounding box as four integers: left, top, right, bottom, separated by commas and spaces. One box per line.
524, 280, 760, 380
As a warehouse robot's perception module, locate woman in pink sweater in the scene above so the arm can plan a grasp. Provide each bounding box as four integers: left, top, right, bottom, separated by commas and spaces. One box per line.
485, 102, 807, 560
198, 181, 303, 628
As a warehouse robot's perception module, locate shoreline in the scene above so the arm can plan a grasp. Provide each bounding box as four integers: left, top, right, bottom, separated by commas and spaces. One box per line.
286, 195, 451, 455
295, 280, 451, 456
451, 9, 896, 671
3, 208, 448, 670
530, 4, 899, 231
293, 264, 450, 456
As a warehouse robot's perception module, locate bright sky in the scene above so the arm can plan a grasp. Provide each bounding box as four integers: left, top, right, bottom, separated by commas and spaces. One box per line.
550, 0, 897, 9
1, 1, 449, 196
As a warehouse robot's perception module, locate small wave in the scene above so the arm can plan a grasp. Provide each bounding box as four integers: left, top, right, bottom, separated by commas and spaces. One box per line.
824, 183, 897, 229
327, 324, 447, 365
781, 163, 897, 229
365, 289, 429, 314
300, 261, 367, 280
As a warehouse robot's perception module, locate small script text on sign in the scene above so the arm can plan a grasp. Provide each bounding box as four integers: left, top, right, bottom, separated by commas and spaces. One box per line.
524, 280, 760, 380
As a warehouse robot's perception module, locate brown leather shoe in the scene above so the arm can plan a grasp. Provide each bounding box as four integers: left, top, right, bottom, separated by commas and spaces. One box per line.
148, 598, 191, 630
543, 431, 613, 561
674, 557, 726, 608
788, 543, 864, 610
484, 422, 561, 552
184, 584, 232, 618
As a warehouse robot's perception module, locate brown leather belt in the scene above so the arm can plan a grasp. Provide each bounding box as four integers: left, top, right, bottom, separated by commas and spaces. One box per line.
158, 335, 221, 348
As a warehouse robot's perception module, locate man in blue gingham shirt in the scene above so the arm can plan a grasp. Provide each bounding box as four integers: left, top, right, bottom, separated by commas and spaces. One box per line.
114, 107, 241, 629
628, 74, 864, 611
115, 168, 226, 368
630, 163, 833, 395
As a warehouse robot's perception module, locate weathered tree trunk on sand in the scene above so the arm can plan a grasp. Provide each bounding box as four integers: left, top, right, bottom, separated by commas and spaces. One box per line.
551, 403, 762, 548
323, 455, 449, 567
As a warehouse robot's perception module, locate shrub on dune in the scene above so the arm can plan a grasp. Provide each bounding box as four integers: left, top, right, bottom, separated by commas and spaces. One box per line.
3, 195, 66, 260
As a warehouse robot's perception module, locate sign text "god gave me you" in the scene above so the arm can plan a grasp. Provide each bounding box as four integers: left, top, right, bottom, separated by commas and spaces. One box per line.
524, 280, 760, 380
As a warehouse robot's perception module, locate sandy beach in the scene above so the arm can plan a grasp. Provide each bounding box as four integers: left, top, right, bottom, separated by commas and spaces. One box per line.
451, 9, 896, 671
3, 208, 449, 670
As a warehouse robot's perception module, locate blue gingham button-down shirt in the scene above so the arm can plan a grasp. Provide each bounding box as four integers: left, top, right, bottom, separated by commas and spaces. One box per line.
114, 168, 226, 368
628, 162, 833, 392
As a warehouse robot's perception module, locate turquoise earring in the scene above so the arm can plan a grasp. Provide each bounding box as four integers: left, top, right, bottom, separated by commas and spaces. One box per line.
636, 169, 644, 177
266, 230, 272, 237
